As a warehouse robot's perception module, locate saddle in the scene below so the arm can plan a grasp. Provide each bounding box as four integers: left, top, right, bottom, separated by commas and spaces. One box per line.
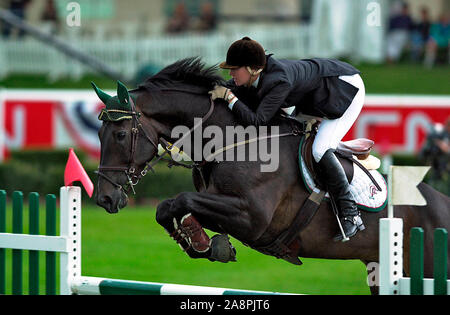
280, 116, 376, 184
302, 125, 375, 189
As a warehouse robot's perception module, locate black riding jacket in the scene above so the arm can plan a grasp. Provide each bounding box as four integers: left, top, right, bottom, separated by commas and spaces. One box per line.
225, 54, 361, 127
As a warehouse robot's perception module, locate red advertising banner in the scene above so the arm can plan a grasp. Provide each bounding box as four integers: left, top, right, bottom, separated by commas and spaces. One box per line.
0, 90, 103, 161
344, 95, 450, 154
0, 90, 449, 161
4, 100, 55, 149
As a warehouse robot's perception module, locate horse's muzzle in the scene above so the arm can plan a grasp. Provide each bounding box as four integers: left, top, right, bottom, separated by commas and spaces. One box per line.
96, 190, 128, 214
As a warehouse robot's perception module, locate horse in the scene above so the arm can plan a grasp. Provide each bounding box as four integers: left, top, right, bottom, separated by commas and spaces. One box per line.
94, 57, 450, 294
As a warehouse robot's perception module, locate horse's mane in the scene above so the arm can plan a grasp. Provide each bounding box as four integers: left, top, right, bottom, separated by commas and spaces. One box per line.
139, 57, 225, 91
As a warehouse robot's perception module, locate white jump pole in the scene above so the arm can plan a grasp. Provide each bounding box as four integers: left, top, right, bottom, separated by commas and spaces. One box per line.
379, 166, 430, 295
59, 186, 82, 295
379, 166, 403, 295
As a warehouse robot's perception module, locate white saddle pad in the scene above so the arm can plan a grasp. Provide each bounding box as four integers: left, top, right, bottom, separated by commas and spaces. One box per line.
300, 155, 388, 212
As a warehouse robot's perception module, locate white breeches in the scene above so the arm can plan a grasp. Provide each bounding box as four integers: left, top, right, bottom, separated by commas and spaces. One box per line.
312, 73, 365, 163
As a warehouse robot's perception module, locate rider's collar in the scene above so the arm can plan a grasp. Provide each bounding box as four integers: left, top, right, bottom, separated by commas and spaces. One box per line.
252, 74, 260, 88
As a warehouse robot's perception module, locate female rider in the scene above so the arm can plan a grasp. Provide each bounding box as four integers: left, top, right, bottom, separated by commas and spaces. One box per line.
209, 37, 366, 241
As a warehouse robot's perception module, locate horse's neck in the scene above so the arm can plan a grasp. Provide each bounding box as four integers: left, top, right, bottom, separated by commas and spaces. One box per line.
135, 88, 293, 141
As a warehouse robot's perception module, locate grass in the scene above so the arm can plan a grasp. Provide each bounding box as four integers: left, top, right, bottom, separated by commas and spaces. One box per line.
1, 202, 371, 295
357, 63, 450, 95
1, 63, 449, 95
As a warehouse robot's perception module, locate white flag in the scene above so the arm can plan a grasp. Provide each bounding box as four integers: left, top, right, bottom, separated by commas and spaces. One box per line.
391, 166, 430, 206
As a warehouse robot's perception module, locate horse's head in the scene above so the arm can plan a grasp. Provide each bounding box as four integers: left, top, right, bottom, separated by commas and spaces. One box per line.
93, 81, 159, 213
94, 58, 230, 212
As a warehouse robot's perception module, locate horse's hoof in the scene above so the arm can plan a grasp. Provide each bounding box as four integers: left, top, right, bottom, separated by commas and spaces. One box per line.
209, 234, 237, 263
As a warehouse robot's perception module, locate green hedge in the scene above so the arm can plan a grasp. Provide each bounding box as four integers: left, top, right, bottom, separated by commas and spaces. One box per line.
0, 149, 195, 204
0, 149, 446, 203
390, 153, 421, 166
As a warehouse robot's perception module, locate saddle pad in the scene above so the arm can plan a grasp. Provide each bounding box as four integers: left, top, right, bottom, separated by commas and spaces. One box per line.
299, 153, 388, 212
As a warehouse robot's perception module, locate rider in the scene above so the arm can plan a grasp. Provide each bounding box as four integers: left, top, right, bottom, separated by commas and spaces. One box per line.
209, 36, 366, 241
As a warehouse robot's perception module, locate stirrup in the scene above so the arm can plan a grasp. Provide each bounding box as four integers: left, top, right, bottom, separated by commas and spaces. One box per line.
333, 214, 365, 242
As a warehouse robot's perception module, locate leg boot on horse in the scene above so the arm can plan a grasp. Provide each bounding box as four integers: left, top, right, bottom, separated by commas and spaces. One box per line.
155, 199, 211, 259
318, 149, 365, 241
155, 197, 237, 263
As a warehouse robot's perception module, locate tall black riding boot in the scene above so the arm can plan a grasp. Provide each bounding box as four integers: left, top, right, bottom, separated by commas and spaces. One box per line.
318, 149, 365, 241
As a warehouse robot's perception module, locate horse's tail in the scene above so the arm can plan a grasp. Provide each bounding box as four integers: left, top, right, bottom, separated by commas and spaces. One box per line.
418, 182, 450, 229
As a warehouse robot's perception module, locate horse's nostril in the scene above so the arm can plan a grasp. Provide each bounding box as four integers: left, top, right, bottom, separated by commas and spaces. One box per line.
97, 195, 112, 208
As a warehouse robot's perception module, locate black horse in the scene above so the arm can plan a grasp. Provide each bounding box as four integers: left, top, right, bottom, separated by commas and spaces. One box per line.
94, 58, 450, 294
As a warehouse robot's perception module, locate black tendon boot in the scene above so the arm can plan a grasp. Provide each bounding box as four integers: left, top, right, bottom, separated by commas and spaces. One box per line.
318, 149, 365, 241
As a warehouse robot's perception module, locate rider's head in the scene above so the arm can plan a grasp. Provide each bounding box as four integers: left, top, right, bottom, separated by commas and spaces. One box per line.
220, 37, 266, 87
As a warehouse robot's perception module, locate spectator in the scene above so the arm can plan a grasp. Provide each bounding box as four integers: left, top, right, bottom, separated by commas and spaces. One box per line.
165, 2, 190, 34
424, 13, 450, 68
419, 118, 450, 195
386, 2, 414, 64
40, 0, 60, 35
2, 0, 31, 39
410, 7, 431, 62
194, 1, 217, 33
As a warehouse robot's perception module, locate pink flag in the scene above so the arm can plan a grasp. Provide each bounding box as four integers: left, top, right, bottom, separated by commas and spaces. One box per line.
64, 148, 94, 197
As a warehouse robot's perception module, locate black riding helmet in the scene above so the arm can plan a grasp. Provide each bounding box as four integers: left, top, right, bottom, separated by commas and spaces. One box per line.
219, 37, 266, 70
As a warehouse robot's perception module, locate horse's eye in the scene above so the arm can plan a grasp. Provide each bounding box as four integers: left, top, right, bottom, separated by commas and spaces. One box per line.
116, 131, 126, 141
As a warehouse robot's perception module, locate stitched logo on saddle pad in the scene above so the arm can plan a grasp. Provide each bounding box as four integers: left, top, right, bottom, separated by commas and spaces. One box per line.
299, 153, 388, 212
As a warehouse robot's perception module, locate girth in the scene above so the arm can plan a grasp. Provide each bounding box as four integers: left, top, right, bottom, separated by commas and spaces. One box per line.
248, 188, 325, 265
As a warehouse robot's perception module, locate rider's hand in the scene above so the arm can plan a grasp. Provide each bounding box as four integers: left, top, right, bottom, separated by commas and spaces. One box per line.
208, 85, 230, 101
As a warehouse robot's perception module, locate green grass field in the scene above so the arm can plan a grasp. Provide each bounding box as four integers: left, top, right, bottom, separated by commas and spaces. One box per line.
1, 203, 371, 295
1, 63, 449, 95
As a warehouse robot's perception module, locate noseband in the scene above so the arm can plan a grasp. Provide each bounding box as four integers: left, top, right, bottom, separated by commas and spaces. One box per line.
96, 89, 215, 194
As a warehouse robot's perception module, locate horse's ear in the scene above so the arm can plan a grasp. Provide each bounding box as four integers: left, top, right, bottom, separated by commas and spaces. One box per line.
91, 82, 112, 105
117, 81, 130, 105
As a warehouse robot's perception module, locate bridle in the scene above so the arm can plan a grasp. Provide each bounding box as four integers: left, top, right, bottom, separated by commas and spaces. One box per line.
95, 88, 215, 194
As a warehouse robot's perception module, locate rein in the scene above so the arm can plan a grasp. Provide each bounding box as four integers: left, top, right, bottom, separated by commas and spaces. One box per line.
96, 88, 302, 194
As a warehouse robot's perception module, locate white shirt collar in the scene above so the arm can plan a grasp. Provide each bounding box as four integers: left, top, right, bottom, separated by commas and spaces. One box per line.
252, 74, 261, 88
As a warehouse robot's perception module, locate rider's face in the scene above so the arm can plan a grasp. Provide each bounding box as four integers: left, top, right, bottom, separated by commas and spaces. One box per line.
229, 67, 251, 86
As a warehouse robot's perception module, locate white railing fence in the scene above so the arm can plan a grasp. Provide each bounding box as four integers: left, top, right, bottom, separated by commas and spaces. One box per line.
0, 24, 312, 81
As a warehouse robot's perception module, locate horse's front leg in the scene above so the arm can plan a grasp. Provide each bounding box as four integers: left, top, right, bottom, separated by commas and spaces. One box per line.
156, 198, 213, 260
156, 192, 266, 263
